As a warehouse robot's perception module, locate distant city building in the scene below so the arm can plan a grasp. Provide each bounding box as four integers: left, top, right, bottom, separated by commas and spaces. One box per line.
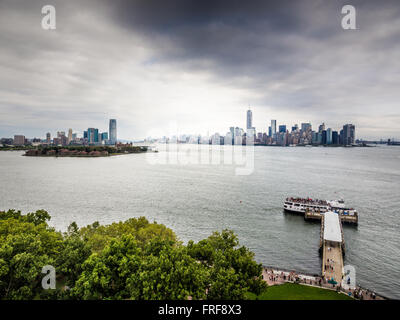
279, 125, 286, 133
0, 138, 13, 146
339, 129, 344, 144
312, 131, 319, 144
46, 132, 51, 143
343, 124, 355, 145
68, 128, 73, 144
301, 123, 312, 132
326, 128, 332, 145
13, 135, 25, 146
271, 120, 277, 137
322, 130, 327, 145
246, 110, 252, 130
332, 131, 339, 145
229, 127, 235, 144
87, 128, 99, 144
101, 132, 108, 142
318, 123, 325, 133
109, 119, 117, 144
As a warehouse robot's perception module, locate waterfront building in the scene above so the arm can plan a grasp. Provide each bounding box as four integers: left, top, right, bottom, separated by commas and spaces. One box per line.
13, 135, 25, 146
87, 128, 99, 144
343, 124, 356, 145
322, 130, 327, 145
53, 137, 60, 145
57, 131, 65, 139
109, 119, 117, 144
268, 126, 272, 137
225, 132, 233, 145
332, 131, 339, 145
279, 125, 286, 133
101, 132, 108, 142
68, 128, 73, 144
46, 132, 51, 143
271, 120, 277, 137
301, 123, 312, 132
1, 138, 13, 146
318, 123, 325, 133
311, 131, 319, 144
246, 110, 253, 130
228, 127, 235, 144
326, 128, 332, 145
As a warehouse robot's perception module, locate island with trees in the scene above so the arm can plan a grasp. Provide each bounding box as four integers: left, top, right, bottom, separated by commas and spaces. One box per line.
23, 145, 148, 157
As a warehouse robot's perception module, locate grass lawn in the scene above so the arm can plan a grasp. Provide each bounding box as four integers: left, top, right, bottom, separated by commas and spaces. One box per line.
247, 283, 353, 300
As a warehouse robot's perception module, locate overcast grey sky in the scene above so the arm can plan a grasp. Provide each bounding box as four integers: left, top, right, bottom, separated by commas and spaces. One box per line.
0, 0, 399, 140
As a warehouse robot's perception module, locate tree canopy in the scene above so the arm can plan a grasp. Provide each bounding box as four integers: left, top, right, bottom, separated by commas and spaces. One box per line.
0, 209, 266, 300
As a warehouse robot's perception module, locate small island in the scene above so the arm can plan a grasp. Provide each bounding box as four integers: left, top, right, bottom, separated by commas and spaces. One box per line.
23, 145, 148, 157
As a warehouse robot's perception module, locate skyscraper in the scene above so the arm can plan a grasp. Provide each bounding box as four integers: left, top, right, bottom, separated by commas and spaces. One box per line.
68, 128, 73, 144
343, 124, 355, 145
332, 131, 339, 145
279, 125, 287, 133
246, 110, 252, 130
13, 135, 25, 146
322, 130, 327, 145
301, 123, 311, 132
101, 132, 108, 142
87, 128, 99, 144
271, 120, 277, 136
46, 132, 51, 143
109, 119, 117, 144
318, 123, 325, 133
326, 128, 332, 145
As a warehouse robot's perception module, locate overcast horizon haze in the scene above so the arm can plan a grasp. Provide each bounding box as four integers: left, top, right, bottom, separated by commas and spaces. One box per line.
1, 0, 399, 141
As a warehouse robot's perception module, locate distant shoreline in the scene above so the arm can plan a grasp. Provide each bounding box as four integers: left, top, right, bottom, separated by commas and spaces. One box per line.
19, 145, 149, 157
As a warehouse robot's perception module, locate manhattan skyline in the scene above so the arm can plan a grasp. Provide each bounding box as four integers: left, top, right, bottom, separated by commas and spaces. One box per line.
1, 0, 400, 140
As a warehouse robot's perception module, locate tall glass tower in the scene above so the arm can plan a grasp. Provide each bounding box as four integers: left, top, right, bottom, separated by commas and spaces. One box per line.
271, 120, 277, 136
109, 119, 117, 144
246, 109, 252, 130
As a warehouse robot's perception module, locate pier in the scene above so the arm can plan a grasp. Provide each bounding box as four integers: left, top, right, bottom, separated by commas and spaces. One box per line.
320, 212, 345, 284
304, 209, 358, 225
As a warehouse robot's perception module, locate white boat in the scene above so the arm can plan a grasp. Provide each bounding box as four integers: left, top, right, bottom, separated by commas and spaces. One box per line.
283, 197, 358, 216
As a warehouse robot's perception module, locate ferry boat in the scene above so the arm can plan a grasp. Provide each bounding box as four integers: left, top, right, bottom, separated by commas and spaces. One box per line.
283, 197, 358, 217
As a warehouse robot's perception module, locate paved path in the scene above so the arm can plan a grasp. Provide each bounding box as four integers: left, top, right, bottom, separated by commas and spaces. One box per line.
262, 267, 384, 300
322, 242, 343, 284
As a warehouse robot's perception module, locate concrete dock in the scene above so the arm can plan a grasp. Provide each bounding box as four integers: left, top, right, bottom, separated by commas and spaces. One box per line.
304, 209, 358, 225
320, 212, 345, 284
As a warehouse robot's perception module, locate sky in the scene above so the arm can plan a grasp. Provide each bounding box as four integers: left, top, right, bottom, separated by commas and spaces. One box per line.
0, 0, 399, 140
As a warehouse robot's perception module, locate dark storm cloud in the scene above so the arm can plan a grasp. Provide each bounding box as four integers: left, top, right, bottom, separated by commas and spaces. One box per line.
105, 0, 400, 122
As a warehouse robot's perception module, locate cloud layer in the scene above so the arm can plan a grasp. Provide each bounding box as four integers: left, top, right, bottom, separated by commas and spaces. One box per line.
0, 0, 399, 140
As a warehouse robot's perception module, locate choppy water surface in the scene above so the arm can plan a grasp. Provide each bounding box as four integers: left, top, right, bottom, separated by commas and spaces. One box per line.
0, 145, 399, 298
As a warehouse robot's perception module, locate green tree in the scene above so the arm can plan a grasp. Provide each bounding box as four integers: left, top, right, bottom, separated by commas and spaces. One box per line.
187, 230, 267, 299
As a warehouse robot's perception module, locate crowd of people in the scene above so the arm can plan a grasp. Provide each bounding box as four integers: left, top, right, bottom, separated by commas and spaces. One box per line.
263, 267, 382, 300
286, 197, 328, 206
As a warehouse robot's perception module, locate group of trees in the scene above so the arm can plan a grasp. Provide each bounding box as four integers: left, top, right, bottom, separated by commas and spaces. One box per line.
0, 209, 266, 300
30, 145, 147, 155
